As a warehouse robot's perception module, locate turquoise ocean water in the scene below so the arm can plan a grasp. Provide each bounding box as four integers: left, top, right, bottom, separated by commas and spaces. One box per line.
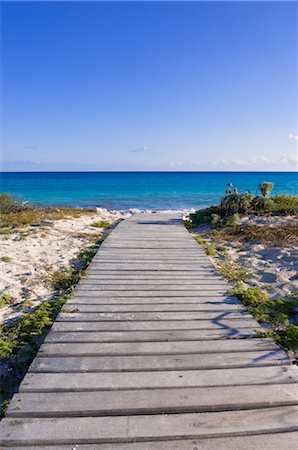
0, 172, 297, 211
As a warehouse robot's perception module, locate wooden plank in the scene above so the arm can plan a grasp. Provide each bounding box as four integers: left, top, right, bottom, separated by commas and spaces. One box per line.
7, 384, 298, 418
44, 329, 262, 343
78, 280, 227, 286
71, 295, 238, 304
56, 311, 249, 322
21, 365, 298, 391
52, 318, 262, 331
86, 269, 217, 273
6, 432, 298, 450
85, 275, 224, 279
28, 350, 290, 373
63, 303, 244, 312
1, 406, 297, 446
72, 290, 228, 297
77, 283, 228, 289
38, 339, 278, 357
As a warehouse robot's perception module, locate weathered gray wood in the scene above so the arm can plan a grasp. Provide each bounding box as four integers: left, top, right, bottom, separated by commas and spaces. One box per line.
85, 274, 224, 280
7, 384, 298, 418
56, 311, 249, 321
1, 406, 297, 446
79, 280, 227, 286
7, 432, 298, 450
64, 302, 243, 312
21, 365, 298, 391
38, 338, 278, 357
52, 318, 263, 331
44, 329, 262, 343
2, 212, 297, 447
29, 350, 290, 373
72, 295, 238, 304
73, 289, 227, 297
86, 270, 219, 275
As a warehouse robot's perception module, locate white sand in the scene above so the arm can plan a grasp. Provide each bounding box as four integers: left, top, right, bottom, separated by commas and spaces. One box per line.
0, 208, 130, 324
196, 215, 298, 299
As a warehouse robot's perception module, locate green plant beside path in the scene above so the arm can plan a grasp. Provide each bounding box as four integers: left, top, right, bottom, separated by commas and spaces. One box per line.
231, 287, 298, 351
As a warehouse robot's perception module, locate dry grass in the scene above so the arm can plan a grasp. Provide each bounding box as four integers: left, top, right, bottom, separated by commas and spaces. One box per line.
208, 224, 298, 246
0, 206, 96, 230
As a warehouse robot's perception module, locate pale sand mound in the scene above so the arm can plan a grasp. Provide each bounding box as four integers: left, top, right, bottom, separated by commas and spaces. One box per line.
0, 209, 130, 324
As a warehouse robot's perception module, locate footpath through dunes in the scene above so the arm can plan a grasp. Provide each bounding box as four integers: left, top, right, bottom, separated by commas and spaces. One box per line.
1, 213, 298, 449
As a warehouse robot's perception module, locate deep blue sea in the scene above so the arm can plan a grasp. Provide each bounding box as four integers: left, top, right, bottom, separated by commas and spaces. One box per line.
0, 172, 297, 211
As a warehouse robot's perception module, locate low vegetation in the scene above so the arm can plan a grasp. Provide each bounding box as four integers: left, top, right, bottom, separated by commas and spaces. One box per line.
0, 297, 66, 415
208, 224, 298, 246
193, 235, 217, 256
0, 193, 95, 230
218, 260, 253, 283
189, 183, 298, 228
0, 295, 14, 309
1, 256, 12, 262
0, 233, 105, 416
231, 286, 298, 350
91, 220, 110, 229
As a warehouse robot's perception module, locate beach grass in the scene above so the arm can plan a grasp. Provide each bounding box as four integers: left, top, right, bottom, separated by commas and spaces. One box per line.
0, 193, 96, 230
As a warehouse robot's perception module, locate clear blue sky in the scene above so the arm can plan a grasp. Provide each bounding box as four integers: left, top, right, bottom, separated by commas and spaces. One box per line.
1, 1, 297, 171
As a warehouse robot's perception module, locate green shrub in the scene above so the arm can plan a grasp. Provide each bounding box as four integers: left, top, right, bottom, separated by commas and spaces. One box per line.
0, 194, 21, 213
276, 325, 298, 350
224, 213, 240, 227
271, 194, 298, 215
232, 286, 269, 307
259, 182, 274, 197
190, 206, 219, 226
189, 183, 298, 227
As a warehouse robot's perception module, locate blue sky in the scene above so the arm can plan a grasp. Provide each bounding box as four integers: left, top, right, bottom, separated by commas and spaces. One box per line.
1, 1, 297, 171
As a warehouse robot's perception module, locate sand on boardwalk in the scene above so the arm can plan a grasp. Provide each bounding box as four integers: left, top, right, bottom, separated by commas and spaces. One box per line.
0, 208, 130, 324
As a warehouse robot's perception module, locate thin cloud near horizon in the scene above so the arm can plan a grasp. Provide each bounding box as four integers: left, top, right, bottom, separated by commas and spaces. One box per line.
130, 145, 150, 153
288, 134, 298, 142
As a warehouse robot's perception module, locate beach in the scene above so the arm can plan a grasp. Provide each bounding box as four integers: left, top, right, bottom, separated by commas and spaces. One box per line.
1, 206, 297, 326
0, 208, 129, 324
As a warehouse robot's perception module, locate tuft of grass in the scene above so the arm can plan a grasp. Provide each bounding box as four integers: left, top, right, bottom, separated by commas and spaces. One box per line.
216, 244, 228, 253
91, 220, 110, 229
18, 299, 35, 309
193, 235, 217, 257
218, 260, 253, 283
46, 270, 80, 294
0, 294, 14, 309
1, 399, 10, 416
1, 256, 13, 262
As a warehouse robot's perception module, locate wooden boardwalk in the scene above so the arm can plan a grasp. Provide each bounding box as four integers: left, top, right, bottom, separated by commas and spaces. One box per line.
1, 213, 297, 449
